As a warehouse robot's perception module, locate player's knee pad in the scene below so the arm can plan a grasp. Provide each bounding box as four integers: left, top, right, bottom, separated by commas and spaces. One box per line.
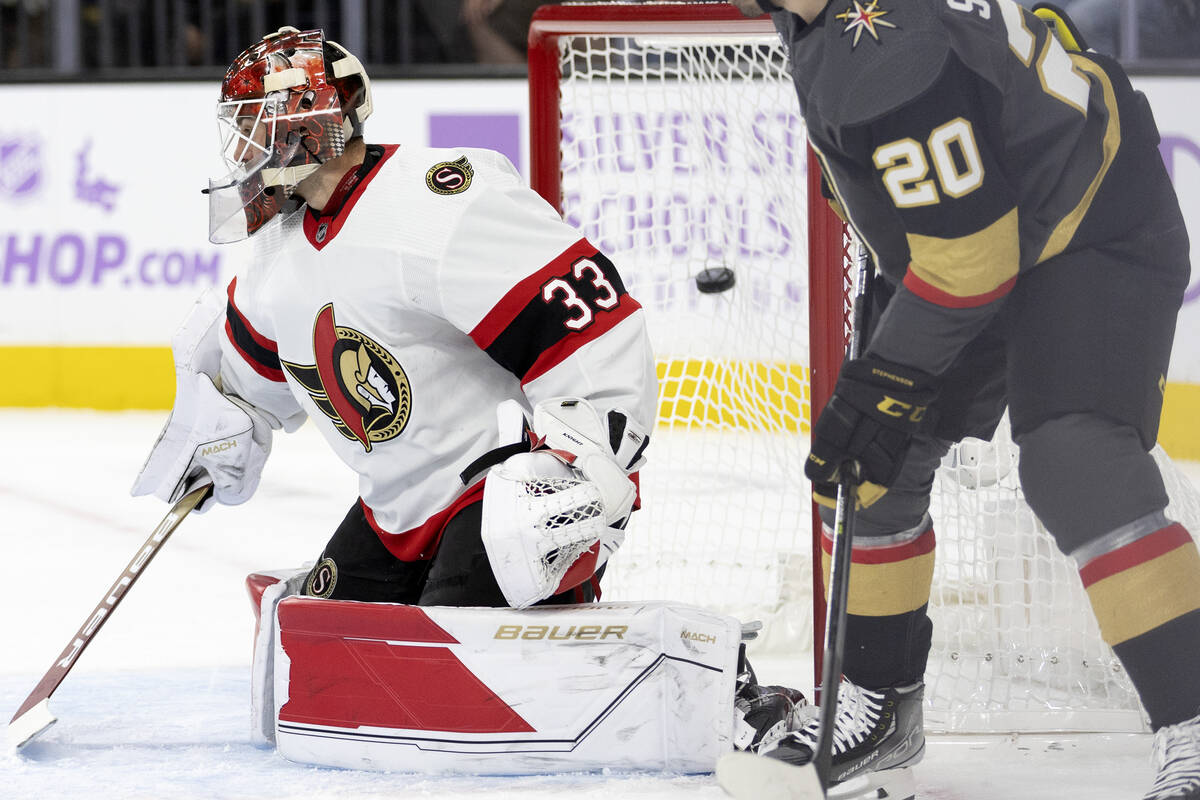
817, 434, 947, 538
1017, 413, 1169, 554
812, 439, 940, 644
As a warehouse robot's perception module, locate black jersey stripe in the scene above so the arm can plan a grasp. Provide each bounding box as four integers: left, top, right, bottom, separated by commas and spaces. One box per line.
469, 241, 636, 382
225, 278, 285, 382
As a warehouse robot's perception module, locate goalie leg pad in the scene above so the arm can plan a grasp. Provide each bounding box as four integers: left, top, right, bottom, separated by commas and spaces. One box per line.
268, 599, 741, 774
247, 568, 308, 745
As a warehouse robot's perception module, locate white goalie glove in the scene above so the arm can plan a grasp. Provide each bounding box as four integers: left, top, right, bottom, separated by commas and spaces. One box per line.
131, 289, 277, 511
131, 372, 276, 511
481, 397, 649, 609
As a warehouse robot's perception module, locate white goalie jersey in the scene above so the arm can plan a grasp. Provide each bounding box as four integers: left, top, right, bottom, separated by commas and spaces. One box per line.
217, 144, 657, 560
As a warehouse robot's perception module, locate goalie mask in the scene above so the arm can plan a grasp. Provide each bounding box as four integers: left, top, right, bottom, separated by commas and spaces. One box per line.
206, 26, 373, 244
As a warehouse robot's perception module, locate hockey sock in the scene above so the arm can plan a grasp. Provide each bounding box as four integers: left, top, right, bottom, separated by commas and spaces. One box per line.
1075, 516, 1200, 729
821, 523, 936, 687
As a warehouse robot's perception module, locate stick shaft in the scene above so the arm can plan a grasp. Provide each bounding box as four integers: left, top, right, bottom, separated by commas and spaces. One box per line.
812, 239, 873, 789
813, 479, 858, 785
9, 484, 212, 727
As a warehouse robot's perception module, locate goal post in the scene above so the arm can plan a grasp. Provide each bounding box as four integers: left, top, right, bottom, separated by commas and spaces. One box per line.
529, 0, 852, 682
526, 0, 1200, 734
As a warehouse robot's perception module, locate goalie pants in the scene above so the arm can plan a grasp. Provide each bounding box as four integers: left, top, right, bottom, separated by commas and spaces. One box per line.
302, 497, 599, 607
824, 193, 1200, 729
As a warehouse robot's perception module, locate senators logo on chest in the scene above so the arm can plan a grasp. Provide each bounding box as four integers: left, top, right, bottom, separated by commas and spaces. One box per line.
282, 304, 412, 452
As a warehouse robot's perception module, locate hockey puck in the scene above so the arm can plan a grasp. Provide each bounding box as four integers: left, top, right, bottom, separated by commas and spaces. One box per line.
695, 266, 736, 294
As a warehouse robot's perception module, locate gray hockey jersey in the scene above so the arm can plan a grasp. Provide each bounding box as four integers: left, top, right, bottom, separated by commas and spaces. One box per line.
772, 0, 1183, 374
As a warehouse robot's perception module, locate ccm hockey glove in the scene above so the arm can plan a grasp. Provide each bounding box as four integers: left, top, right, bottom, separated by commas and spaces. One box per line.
806, 357, 937, 507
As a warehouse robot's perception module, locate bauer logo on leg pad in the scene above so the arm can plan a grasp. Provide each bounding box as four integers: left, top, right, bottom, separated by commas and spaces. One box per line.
493, 624, 628, 640
304, 558, 337, 598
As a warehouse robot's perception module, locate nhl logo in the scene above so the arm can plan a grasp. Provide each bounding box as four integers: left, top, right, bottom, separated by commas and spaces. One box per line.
315, 220, 329, 243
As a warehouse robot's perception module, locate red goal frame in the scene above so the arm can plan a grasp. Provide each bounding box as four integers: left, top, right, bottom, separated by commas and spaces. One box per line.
527, 1, 853, 689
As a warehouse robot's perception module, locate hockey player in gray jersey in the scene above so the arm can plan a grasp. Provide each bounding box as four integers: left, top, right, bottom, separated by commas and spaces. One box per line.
723, 1, 1198, 799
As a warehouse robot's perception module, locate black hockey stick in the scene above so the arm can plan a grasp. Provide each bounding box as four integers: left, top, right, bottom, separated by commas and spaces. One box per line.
810, 470, 861, 788
807, 224, 873, 791
7, 482, 213, 750
717, 239, 874, 800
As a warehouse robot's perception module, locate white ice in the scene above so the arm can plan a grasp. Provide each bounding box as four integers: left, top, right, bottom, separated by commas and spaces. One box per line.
0, 409, 1189, 799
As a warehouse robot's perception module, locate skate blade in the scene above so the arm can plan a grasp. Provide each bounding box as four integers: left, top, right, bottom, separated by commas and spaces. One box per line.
829, 767, 916, 800
716, 752, 916, 800
716, 751, 825, 800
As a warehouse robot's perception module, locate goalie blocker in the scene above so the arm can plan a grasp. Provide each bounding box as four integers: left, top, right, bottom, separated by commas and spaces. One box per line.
246, 571, 741, 774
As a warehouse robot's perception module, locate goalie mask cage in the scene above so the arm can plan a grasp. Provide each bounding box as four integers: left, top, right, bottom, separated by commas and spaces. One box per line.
528, 1, 1200, 734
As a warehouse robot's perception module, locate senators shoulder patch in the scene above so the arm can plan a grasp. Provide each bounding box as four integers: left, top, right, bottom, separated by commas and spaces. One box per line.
425, 156, 474, 195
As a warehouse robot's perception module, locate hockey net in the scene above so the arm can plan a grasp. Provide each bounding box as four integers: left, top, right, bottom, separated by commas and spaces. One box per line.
528, 1, 1200, 733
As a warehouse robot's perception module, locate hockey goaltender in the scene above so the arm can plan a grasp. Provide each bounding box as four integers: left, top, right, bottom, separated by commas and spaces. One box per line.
129, 25, 808, 777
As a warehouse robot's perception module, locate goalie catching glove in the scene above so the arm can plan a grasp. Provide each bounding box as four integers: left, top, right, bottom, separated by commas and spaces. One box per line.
806, 357, 937, 508
481, 397, 649, 609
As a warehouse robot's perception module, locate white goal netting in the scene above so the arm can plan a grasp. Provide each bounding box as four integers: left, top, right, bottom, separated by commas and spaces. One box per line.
530, 3, 1200, 733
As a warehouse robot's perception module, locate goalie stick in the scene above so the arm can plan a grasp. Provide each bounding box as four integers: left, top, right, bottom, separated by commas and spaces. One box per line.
718, 233, 878, 799
7, 482, 213, 750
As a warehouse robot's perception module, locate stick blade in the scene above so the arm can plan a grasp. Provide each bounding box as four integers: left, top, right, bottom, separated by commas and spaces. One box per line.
8, 699, 57, 751
716, 751, 826, 800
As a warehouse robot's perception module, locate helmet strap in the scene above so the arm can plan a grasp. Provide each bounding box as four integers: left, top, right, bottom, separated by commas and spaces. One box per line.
262, 163, 322, 188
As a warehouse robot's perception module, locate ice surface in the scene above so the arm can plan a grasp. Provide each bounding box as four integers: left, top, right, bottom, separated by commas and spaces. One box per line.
0, 410, 1179, 798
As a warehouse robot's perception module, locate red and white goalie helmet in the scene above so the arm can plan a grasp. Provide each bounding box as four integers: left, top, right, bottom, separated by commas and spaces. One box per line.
207, 26, 372, 243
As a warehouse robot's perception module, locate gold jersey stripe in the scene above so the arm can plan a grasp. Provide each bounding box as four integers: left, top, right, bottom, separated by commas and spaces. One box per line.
906, 208, 1020, 301
1085, 539, 1200, 646
820, 547, 936, 618
1037, 57, 1121, 264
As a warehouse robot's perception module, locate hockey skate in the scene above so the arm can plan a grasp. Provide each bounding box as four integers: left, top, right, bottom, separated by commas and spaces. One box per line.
1145, 711, 1200, 800
718, 680, 924, 800
732, 651, 812, 753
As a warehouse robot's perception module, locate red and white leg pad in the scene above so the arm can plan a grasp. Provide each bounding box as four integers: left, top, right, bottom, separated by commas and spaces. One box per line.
245, 573, 740, 774
246, 568, 309, 746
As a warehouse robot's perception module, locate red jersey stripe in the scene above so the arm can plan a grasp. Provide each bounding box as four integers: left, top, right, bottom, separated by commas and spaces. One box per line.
469, 237, 598, 350
360, 480, 488, 562
224, 278, 286, 382
822, 526, 937, 565
302, 145, 399, 250
226, 278, 279, 354
903, 269, 1017, 309
520, 299, 641, 386
1079, 523, 1193, 588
